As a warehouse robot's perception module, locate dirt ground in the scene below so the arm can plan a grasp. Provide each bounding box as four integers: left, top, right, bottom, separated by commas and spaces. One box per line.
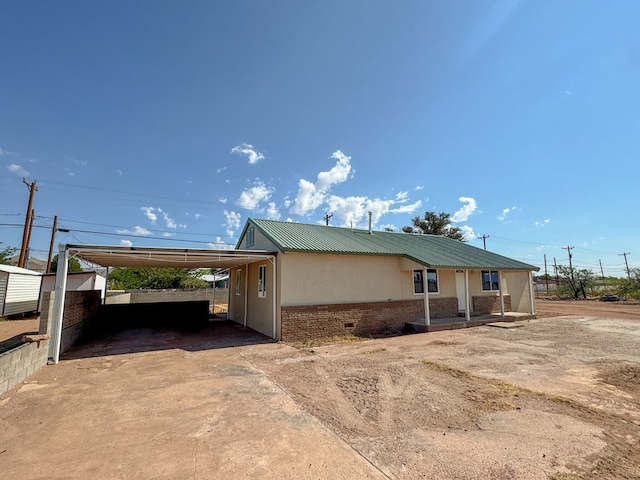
1, 304, 640, 479
0, 318, 39, 343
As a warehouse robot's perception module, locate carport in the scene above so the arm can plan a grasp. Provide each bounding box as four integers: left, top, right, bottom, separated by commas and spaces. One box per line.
50, 244, 276, 363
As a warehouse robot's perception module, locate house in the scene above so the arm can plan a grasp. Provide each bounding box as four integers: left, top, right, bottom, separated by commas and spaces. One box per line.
0, 265, 42, 317
229, 218, 539, 341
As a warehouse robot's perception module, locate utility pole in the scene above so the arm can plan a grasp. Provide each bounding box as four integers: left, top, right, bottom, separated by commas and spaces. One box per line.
544, 254, 549, 293
323, 213, 333, 226
24, 208, 35, 269
477, 234, 490, 250
599, 259, 606, 288
18, 179, 37, 268
619, 252, 631, 280
46, 215, 58, 274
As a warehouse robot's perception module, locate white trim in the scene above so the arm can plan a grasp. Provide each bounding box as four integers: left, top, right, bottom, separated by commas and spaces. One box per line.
271, 257, 277, 340
423, 268, 430, 326
498, 271, 505, 317
464, 270, 470, 322
243, 264, 248, 328
529, 271, 536, 315
51, 246, 69, 364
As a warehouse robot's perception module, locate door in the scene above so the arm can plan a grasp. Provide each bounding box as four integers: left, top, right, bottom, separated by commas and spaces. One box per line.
455, 270, 466, 312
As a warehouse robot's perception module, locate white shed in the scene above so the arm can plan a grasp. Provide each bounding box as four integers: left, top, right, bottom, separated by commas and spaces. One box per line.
39, 271, 107, 311
0, 265, 42, 317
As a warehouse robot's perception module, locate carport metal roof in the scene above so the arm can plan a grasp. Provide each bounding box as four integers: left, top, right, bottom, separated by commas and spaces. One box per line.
65, 244, 277, 269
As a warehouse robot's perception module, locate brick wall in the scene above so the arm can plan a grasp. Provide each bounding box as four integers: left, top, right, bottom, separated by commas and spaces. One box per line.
126, 289, 228, 306
0, 337, 49, 396
472, 295, 511, 314
281, 297, 459, 342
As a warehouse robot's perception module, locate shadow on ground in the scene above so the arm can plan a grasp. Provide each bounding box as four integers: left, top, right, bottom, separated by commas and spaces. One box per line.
63, 320, 273, 360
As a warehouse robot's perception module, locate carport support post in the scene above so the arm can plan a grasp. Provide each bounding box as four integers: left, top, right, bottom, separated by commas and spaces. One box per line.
465, 270, 471, 322
529, 271, 536, 315
51, 245, 69, 364
499, 271, 505, 317
243, 264, 248, 328
422, 268, 430, 326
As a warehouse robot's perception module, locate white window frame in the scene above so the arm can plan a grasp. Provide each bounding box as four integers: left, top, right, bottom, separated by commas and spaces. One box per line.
235, 268, 242, 296
413, 269, 439, 294
258, 264, 267, 298
481, 270, 500, 291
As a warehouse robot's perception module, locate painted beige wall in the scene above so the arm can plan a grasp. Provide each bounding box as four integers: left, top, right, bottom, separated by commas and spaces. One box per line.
245, 261, 274, 337
237, 224, 279, 251
228, 266, 247, 326
502, 271, 533, 313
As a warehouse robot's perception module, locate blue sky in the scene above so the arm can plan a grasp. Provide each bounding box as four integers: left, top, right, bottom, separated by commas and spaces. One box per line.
1, 1, 639, 277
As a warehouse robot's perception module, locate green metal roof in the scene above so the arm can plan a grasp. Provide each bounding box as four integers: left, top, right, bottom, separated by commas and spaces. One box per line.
245, 218, 539, 271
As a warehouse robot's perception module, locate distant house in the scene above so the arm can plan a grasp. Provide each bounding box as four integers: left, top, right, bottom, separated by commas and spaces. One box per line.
229, 218, 539, 342
39, 271, 107, 311
0, 265, 42, 317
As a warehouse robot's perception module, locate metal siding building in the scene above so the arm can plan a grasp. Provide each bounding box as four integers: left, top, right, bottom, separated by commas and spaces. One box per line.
0, 265, 42, 316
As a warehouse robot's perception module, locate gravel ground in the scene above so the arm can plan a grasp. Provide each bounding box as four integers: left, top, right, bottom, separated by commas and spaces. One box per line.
244, 308, 640, 479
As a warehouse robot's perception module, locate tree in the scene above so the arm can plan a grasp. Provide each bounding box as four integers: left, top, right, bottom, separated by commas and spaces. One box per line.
50, 254, 83, 273
108, 267, 209, 290
0, 246, 18, 265
402, 211, 466, 241
557, 265, 595, 299
616, 267, 640, 300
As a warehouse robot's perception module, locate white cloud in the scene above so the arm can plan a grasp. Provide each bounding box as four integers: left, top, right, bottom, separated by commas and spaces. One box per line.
194, 213, 202, 220
73, 159, 88, 167
231, 143, 265, 164
395, 191, 408, 202
0, 147, 16, 157
224, 210, 241, 237
219, 198, 228, 204
207, 238, 231, 250
120, 239, 133, 247
535, 218, 551, 228
327, 195, 394, 228
8, 164, 29, 176
217, 166, 227, 174
141, 207, 157, 224
390, 200, 422, 214
236, 182, 274, 210
290, 150, 352, 216
498, 206, 516, 221
140, 207, 185, 229
65, 168, 75, 176
116, 169, 123, 176
116, 226, 152, 236
459, 225, 476, 241
415, 185, 424, 191
451, 197, 477, 222
266, 202, 281, 220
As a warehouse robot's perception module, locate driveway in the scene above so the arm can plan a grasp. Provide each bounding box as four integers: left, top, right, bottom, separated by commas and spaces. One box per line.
0, 322, 385, 479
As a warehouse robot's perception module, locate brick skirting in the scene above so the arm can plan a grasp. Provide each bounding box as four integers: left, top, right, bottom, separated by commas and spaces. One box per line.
472, 295, 511, 314
281, 297, 459, 342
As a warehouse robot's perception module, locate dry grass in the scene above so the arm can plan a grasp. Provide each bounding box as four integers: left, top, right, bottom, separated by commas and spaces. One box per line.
288, 335, 363, 349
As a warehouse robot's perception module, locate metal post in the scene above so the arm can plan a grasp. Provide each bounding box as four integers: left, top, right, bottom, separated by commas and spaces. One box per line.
529, 271, 536, 315
423, 268, 430, 326
498, 271, 505, 317
51, 245, 69, 364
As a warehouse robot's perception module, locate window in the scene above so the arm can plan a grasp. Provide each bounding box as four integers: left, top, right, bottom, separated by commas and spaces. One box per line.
235, 269, 242, 296
413, 269, 439, 294
258, 264, 267, 298
246, 226, 255, 248
481, 270, 500, 291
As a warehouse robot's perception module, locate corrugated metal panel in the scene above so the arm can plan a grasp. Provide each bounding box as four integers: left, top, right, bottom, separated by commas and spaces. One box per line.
2, 271, 41, 316
0, 271, 8, 316
249, 218, 539, 271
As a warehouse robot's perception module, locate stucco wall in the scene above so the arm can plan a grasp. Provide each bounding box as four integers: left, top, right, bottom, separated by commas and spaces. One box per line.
503, 271, 533, 313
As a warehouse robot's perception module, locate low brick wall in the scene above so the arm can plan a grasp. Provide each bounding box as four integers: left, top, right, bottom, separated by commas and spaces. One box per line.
0, 337, 49, 396
472, 295, 511, 314
281, 297, 459, 342
41, 290, 102, 356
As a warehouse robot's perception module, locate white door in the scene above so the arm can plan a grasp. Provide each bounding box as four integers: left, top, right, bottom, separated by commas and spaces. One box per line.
455, 270, 466, 312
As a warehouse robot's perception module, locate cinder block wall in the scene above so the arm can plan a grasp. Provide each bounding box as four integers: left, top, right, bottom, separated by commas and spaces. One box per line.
281, 297, 459, 342
126, 289, 228, 306
0, 338, 49, 396
472, 295, 511, 314
41, 290, 102, 356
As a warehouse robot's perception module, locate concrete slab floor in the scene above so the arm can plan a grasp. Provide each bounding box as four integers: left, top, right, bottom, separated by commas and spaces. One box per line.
0, 323, 386, 480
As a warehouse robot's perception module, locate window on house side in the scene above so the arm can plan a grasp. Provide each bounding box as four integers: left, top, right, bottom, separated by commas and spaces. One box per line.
246, 226, 255, 248
481, 270, 500, 291
413, 269, 439, 294
258, 264, 267, 298
235, 269, 242, 296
